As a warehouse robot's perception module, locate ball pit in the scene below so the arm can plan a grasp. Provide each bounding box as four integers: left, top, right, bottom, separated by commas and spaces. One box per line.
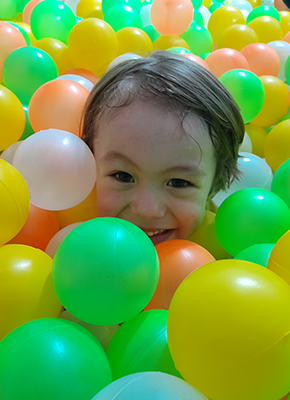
1, 0, 290, 399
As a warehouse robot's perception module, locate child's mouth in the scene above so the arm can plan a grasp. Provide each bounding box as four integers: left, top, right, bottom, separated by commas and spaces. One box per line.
143, 229, 173, 246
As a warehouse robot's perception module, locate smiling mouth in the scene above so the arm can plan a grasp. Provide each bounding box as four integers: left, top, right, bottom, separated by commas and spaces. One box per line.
145, 229, 169, 237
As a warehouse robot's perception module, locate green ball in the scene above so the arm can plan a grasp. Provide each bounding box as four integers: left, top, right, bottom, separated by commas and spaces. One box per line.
7, 21, 31, 45
30, 0, 76, 44
0, 318, 112, 400
102, 0, 141, 15
181, 23, 213, 56
143, 24, 161, 42
104, 4, 142, 31
17, 0, 30, 13
0, 0, 18, 20
215, 188, 290, 256
2, 47, 58, 105
19, 106, 34, 141
166, 47, 192, 55
234, 243, 275, 268
246, 5, 280, 24
218, 69, 265, 124
284, 54, 290, 85
209, 0, 225, 13
192, 8, 204, 27
271, 159, 290, 209
52, 218, 160, 326
107, 310, 182, 380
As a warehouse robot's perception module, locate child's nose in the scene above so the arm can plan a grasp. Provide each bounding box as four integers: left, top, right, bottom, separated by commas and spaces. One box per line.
130, 186, 166, 219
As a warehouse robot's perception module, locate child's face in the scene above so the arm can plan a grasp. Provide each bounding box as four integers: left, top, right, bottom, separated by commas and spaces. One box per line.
93, 99, 216, 245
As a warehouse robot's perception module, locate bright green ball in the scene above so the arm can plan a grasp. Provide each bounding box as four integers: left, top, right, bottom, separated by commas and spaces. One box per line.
0, 0, 18, 20
234, 243, 275, 268
246, 5, 280, 24
30, 0, 76, 44
215, 188, 290, 256
104, 4, 142, 31
102, 0, 142, 14
181, 23, 213, 56
52, 217, 160, 326
0, 318, 112, 400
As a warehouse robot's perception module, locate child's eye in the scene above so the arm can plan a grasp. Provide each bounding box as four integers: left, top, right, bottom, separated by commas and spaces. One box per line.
111, 171, 134, 183
167, 179, 194, 189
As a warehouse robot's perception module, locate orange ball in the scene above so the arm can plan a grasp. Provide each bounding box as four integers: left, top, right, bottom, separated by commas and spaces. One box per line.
241, 43, 280, 76
182, 53, 211, 71
145, 240, 215, 310
284, 30, 290, 43
28, 78, 90, 136
0, 21, 27, 75
205, 48, 249, 78
63, 68, 99, 85
150, 0, 193, 36
7, 204, 60, 251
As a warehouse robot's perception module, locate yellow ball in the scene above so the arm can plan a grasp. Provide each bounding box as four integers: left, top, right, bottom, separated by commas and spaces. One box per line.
0, 244, 62, 340
153, 35, 190, 50
116, 27, 153, 56
248, 16, 283, 43
167, 259, 290, 400
217, 24, 259, 51
244, 124, 268, 158
34, 38, 74, 75
268, 230, 290, 284
68, 18, 118, 77
250, 75, 289, 128
264, 119, 290, 171
76, 0, 103, 19
279, 11, 290, 35
0, 159, 30, 245
208, 6, 246, 44
186, 210, 229, 260
0, 85, 25, 151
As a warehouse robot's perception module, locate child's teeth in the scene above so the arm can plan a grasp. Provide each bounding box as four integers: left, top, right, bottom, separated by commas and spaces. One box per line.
146, 230, 165, 237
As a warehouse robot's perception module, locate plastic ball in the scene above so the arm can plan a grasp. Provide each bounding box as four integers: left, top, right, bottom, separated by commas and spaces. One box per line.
2, 46, 59, 106
145, 240, 215, 310
0, 85, 25, 151
13, 129, 96, 210
218, 69, 265, 124
28, 79, 89, 136
0, 244, 62, 340
268, 229, 290, 285
76, 0, 103, 19
181, 53, 211, 70
30, 0, 76, 44
215, 188, 290, 256
22, 0, 43, 24
208, 6, 246, 43
205, 48, 249, 78
7, 204, 60, 251
150, 0, 194, 36
280, 11, 290, 36
244, 124, 268, 157
217, 24, 259, 50
0, 318, 112, 400
247, 4, 281, 23
59, 310, 119, 352
45, 222, 82, 258
239, 131, 253, 152
248, 16, 283, 43
55, 74, 94, 91
180, 23, 213, 55
0, 21, 27, 74
153, 34, 190, 50
167, 259, 290, 400
106, 53, 142, 72
271, 158, 290, 207
0, 0, 19, 20
241, 43, 280, 76
68, 18, 118, 77
250, 76, 289, 128
187, 210, 230, 260
63, 67, 100, 84
116, 27, 153, 56
91, 371, 208, 400
33, 38, 74, 75
104, 5, 142, 31
212, 152, 273, 208
102, 0, 142, 15
52, 218, 160, 325
140, 3, 152, 27
107, 310, 181, 379
54, 184, 98, 229
0, 159, 30, 246
267, 40, 290, 82
0, 141, 22, 164
234, 243, 275, 267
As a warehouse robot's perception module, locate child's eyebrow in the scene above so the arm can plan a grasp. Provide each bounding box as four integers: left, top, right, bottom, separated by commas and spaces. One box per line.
101, 151, 205, 176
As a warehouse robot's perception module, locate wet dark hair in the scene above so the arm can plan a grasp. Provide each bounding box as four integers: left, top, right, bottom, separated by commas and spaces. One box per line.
81, 50, 245, 194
